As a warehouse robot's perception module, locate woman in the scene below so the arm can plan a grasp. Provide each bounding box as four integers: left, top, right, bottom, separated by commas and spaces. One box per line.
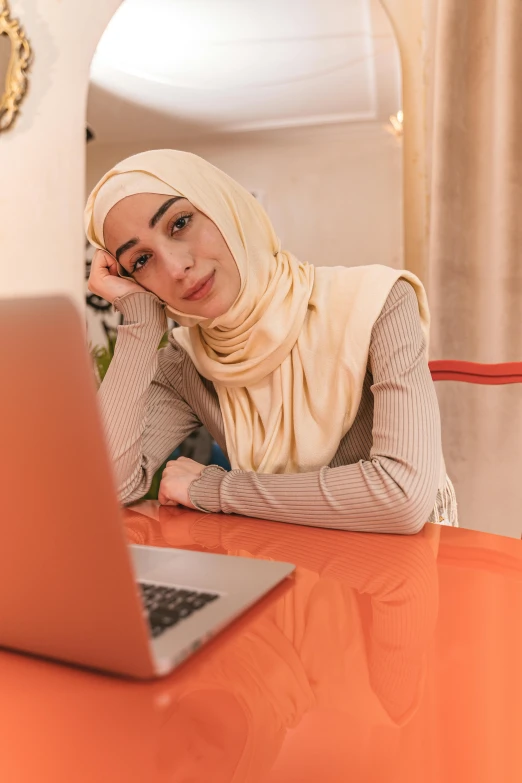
85, 149, 457, 533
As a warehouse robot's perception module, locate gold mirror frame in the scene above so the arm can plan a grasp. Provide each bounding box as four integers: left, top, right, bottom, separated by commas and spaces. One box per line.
0, 0, 32, 132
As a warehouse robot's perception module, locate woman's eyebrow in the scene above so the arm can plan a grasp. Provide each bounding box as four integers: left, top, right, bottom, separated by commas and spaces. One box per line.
149, 196, 185, 229
115, 238, 138, 262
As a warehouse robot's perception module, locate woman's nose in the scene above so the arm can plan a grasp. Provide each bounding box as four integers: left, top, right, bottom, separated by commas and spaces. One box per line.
164, 248, 194, 280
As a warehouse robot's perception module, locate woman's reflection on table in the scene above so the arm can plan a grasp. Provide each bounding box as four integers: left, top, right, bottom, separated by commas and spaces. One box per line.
124, 505, 440, 782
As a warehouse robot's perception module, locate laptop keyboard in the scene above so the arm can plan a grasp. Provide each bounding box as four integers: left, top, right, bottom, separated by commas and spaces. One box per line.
138, 582, 220, 639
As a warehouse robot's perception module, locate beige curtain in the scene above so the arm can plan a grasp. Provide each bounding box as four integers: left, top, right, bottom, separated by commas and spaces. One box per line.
427, 0, 522, 537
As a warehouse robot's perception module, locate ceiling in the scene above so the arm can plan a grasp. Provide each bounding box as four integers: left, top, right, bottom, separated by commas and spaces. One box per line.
87, 0, 401, 144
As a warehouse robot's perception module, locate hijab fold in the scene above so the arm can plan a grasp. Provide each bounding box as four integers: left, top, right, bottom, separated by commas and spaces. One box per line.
85, 150, 430, 474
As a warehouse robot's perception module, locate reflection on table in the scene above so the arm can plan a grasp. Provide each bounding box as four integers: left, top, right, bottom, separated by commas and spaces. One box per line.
1, 505, 521, 783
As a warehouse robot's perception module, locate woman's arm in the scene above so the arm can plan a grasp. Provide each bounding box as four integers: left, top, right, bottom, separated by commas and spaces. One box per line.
97, 291, 200, 505
188, 280, 441, 534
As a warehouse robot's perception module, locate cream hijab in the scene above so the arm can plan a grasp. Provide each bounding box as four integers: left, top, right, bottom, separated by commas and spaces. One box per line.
85, 150, 430, 475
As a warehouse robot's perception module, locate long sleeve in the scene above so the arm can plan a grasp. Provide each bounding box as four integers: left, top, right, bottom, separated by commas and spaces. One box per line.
189, 280, 441, 534
97, 291, 200, 505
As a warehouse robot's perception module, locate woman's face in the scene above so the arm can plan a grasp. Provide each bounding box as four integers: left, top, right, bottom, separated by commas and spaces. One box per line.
103, 193, 241, 319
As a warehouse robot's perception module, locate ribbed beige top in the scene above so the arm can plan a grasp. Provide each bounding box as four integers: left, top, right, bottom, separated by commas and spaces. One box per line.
98, 280, 447, 534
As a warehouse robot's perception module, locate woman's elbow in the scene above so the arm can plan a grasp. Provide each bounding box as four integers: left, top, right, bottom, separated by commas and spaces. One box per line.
117, 466, 153, 507
387, 492, 436, 535
370, 456, 439, 535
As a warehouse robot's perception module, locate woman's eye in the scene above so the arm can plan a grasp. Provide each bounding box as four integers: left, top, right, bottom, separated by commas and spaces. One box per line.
170, 213, 193, 235
133, 254, 151, 273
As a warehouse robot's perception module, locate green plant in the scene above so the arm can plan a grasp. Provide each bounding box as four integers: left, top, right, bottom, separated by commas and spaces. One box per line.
91, 332, 117, 385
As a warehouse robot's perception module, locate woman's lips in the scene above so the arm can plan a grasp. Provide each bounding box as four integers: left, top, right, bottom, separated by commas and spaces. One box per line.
183, 271, 215, 302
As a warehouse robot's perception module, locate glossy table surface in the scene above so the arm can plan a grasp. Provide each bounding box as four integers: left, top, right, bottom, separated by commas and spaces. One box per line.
2, 503, 522, 783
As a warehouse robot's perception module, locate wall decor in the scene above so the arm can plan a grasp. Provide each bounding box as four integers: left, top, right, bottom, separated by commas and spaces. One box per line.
0, 0, 32, 132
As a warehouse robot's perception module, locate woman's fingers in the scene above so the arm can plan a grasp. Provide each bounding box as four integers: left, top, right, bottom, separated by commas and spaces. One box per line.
158, 459, 204, 509
106, 254, 119, 277
87, 248, 144, 303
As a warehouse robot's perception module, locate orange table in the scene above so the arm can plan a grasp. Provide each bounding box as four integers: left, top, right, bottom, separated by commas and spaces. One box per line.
1, 503, 522, 783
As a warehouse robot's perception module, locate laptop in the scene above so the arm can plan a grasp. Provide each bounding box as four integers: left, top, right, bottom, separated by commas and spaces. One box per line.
0, 296, 294, 679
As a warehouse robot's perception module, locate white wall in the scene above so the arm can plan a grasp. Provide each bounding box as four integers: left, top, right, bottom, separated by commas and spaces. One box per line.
0, 1, 422, 306
0, 0, 122, 309
381, 0, 430, 282
86, 122, 403, 271
0, 2, 404, 308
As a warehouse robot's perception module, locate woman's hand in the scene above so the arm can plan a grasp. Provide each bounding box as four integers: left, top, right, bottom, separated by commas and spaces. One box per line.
158, 457, 205, 508
88, 249, 145, 304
